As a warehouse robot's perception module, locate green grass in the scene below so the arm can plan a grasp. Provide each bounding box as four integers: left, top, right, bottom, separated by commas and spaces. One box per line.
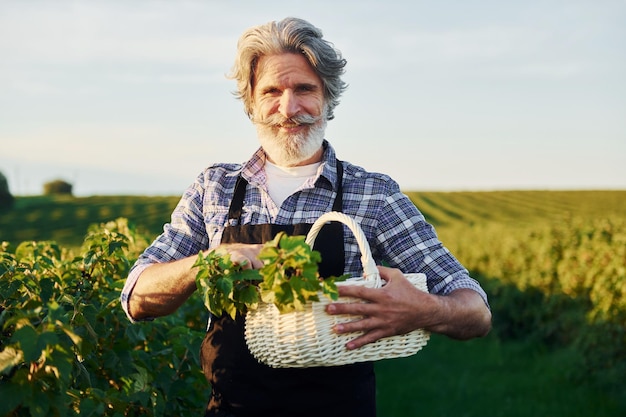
376, 334, 624, 417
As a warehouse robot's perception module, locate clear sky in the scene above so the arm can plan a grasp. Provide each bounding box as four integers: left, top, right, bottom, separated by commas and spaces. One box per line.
1, 0, 625, 196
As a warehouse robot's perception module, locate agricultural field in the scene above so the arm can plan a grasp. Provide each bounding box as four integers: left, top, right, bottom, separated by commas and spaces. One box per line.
1, 195, 179, 249
3, 190, 622, 248
1, 190, 625, 416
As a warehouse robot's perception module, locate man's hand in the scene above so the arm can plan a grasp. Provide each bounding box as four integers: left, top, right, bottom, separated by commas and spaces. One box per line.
325, 266, 491, 350
213, 243, 264, 269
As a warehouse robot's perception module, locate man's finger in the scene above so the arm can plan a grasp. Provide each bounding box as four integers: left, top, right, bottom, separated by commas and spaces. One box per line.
343, 328, 389, 350
326, 300, 375, 316
337, 283, 378, 300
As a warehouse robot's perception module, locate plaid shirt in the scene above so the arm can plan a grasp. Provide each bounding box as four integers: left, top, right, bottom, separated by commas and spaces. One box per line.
121, 141, 488, 321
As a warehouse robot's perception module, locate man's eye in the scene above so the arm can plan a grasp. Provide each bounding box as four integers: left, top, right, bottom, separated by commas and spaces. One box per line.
296, 85, 315, 92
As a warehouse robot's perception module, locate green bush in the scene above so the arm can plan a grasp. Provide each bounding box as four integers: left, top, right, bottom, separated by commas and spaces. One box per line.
447, 217, 626, 391
0, 218, 209, 416
0, 171, 14, 211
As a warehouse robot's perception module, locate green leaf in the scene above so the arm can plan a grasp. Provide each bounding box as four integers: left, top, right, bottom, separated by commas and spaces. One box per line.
276, 282, 294, 303
108, 239, 128, 255
45, 348, 74, 384
39, 277, 55, 303
58, 322, 82, 347
0, 380, 25, 414
278, 233, 306, 251
237, 284, 259, 307
225, 302, 237, 320
28, 388, 50, 417
11, 324, 40, 363
219, 276, 235, 295
237, 268, 262, 282
131, 365, 151, 393
76, 397, 105, 417
0, 346, 24, 375
259, 285, 276, 304
322, 279, 340, 300
36, 331, 59, 355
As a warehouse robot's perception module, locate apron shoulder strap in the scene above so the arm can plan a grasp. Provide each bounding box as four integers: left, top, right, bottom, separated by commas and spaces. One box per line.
333, 159, 344, 212
228, 176, 247, 224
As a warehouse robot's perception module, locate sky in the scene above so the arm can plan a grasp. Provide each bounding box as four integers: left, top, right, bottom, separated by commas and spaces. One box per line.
1, 0, 625, 196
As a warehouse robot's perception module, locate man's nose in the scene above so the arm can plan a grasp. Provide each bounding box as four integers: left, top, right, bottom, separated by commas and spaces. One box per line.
279, 89, 300, 118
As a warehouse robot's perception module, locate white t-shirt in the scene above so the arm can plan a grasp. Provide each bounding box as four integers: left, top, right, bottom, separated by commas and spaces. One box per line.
264, 160, 321, 207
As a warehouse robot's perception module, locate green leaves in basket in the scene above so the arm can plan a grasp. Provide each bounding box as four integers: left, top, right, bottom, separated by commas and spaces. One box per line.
193, 232, 347, 318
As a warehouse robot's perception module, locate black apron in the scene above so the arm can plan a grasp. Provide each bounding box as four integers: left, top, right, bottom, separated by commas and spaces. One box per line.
200, 161, 376, 417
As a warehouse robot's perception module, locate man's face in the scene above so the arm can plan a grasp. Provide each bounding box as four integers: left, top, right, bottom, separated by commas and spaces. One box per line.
251, 53, 327, 167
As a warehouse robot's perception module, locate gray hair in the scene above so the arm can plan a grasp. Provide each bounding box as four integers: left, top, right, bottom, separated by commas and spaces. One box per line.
228, 17, 348, 120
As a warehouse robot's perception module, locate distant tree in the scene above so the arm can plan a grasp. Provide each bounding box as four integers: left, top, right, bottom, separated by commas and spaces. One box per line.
43, 179, 73, 196
0, 170, 15, 210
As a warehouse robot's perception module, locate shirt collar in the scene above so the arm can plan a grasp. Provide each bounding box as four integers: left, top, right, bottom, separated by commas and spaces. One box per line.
241, 140, 340, 192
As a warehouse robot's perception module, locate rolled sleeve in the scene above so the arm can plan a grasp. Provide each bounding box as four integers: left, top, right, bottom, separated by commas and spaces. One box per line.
120, 263, 151, 323
431, 270, 490, 309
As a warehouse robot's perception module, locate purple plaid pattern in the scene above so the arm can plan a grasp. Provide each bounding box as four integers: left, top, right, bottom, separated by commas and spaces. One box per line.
121, 141, 488, 320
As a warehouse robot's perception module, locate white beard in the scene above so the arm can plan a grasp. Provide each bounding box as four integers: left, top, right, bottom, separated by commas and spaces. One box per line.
253, 112, 327, 167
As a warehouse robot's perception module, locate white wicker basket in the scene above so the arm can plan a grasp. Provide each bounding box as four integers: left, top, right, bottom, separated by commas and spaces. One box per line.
244, 212, 430, 368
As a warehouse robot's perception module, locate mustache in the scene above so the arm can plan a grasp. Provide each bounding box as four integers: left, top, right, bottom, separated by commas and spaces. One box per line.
252, 112, 323, 127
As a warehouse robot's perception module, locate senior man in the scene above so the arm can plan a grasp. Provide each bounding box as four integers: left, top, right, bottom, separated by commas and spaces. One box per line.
121, 17, 491, 417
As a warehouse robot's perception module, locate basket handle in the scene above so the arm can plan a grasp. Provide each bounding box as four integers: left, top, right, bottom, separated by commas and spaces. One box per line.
305, 212, 382, 287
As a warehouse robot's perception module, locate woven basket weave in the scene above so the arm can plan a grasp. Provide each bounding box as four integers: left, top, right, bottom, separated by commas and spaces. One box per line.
244, 212, 430, 368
